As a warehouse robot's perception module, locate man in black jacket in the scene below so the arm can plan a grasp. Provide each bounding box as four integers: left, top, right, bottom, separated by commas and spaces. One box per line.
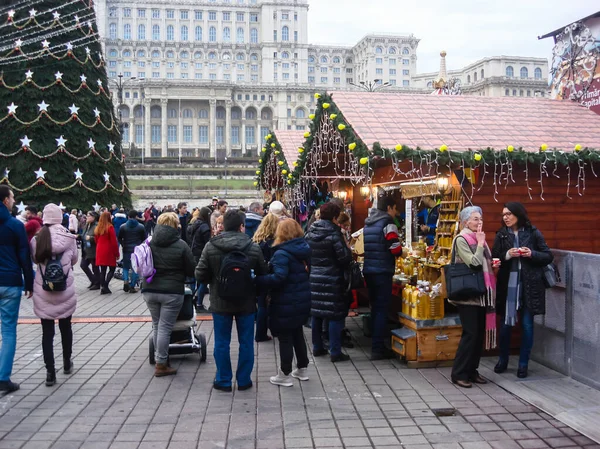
118, 210, 147, 293
363, 194, 403, 360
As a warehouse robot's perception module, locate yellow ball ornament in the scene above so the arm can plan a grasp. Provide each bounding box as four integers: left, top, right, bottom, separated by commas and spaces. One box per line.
329, 114, 337, 120
314, 93, 321, 99
271, 143, 276, 148
256, 170, 260, 175
261, 147, 266, 152
288, 173, 293, 178
298, 147, 304, 153
360, 157, 369, 165
278, 161, 284, 166
274, 150, 280, 155
303, 132, 310, 138
253, 181, 258, 186
439, 144, 448, 152
395, 144, 403, 152
322, 103, 330, 109
507, 145, 514, 153
309, 114, 315, 120
258, 159, 263, 163
287, 180, 291, 185
265, 134, 272, 140
540, 143, 548, 152
575, 144, 582, 152
293, 161, 298, 167
338, 124, 346, 131
474, 153, 482, 161
282, 169, 288, 175
348, 142, 357, 151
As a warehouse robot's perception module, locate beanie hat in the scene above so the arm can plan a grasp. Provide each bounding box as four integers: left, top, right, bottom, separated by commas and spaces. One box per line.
43, 203, 63, 225
269, 201, 288, 219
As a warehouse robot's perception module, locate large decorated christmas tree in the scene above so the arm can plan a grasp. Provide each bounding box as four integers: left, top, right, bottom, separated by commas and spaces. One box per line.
0, 0, 131, 211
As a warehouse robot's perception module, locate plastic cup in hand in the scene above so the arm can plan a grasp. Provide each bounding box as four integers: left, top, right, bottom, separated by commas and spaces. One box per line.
492, 258, 500, 268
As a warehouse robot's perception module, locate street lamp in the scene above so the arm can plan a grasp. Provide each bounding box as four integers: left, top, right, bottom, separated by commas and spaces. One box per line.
111, 74, 137, 161
350, 79, 391, 92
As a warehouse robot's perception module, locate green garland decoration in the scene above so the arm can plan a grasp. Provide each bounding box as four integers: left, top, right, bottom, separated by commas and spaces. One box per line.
279, 92, 600, 188
255, 132, 293, 190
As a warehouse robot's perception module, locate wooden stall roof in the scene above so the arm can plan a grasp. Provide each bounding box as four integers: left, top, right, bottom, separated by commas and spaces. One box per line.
274, 130, 304, 168
330, 92, 600, 151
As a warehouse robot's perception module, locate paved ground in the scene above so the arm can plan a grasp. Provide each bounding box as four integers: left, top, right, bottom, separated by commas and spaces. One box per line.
1, 270, 599, 449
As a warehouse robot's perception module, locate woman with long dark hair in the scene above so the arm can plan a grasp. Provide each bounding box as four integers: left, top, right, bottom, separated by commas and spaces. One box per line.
94, 211, 119, 294
188, 207, 212, 311
492, 202, 553, 378
31, 204, 78, 386
80, 211, 100, 290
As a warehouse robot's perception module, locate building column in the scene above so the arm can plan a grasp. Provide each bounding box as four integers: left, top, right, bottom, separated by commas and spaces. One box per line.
160, 98, 168, 157
209, 98, 217, 160
128, 115, 135, 149
144, 99, 151, 158
241, 118, 247, 155
225, 100, 232, 157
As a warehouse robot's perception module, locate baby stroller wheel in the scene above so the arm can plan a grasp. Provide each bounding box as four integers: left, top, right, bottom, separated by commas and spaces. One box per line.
196, 332, 207, 362
148, 336, 155, 365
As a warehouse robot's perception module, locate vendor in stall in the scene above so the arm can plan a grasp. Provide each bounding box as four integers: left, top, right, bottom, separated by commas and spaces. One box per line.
418, 196, 441, 246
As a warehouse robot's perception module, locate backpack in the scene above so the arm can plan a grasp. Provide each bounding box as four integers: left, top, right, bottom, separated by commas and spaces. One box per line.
40, 253, 69, 292
131, 237, 156, 283
218, 242, 254, 301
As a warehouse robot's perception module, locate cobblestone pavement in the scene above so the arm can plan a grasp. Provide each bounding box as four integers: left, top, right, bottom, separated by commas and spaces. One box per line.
1, 271, 598, 449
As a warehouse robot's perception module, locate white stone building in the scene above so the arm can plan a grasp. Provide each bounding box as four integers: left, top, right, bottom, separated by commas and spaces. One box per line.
412, 55, 549, 98
94, 0, 419, 159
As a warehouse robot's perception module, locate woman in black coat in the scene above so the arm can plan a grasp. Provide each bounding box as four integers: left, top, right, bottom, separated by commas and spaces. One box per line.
305, 202, 353, 363
492, 202, 553, 378
188, 207, 212, 311
257, 220, 312, 387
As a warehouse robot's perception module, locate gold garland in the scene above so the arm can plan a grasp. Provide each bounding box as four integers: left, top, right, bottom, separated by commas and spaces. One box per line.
0, 74, 110, 98
0, 110, 115, 131
0, 146, 124, 163
5, 6, 95, 32
1, 42, 105, 69
0, 176, 130, 194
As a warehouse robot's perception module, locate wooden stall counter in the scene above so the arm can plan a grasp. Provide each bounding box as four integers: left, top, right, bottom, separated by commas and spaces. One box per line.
391, 312, 462, 368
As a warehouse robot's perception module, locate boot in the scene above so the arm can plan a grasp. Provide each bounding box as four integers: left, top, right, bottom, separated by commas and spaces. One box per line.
270, 369, 293, 387
123, 283, 130, 292
45, 370, 56, 387
64, 359, 73, 375
154, 363, 177, 377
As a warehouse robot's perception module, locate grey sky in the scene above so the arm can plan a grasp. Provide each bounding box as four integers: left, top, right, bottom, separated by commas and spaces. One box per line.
307, 1, 595, 74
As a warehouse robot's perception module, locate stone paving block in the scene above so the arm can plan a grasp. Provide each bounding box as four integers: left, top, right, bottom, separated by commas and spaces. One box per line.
488, 441, 522, 449
542, 437, 576, 448
431, 444, 461, 449
461, 443, 493, 449
516, 439, 550, 448
285, 437, 314, 448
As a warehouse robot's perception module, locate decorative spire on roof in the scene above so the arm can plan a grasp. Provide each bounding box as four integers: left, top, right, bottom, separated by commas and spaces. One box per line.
431, 51, 462, 96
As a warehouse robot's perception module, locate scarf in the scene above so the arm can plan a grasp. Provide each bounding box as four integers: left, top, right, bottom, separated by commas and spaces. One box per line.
505, 228, 522, 327
461, 230, 497, 349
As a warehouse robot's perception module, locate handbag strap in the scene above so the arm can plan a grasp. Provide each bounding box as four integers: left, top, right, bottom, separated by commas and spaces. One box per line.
451, 235, 475, 265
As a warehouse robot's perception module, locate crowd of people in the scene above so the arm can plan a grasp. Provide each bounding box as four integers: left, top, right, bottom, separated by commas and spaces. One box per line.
0, 183, 553, 394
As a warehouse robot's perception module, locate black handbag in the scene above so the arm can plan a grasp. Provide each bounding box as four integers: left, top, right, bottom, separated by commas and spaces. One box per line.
443, 237, 487, 301
345, 261, 365, 293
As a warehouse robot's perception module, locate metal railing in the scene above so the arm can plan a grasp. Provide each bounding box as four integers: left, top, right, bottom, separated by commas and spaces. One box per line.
531, 249, 600, 390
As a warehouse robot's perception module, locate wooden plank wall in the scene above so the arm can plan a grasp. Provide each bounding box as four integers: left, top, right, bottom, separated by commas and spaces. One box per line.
468, 164, 600, 254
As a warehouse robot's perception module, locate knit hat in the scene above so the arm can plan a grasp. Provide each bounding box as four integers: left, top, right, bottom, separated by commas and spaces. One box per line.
269, 201, 288, 219
42, 203, 63, 225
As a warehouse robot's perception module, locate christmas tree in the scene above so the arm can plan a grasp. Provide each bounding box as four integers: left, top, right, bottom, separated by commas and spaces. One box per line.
0, 0, 131, 212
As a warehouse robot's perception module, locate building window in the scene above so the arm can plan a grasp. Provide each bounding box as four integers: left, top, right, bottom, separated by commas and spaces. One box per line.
151, 125, 161, 143
231, 126, 240, 144
520, 90, 524, 96
512, 89, 517, 96
183, 126, 192, 143
166, 25, 174, 41
402, 59, 409, 65
403, 80, 410, 87
467, 75, 471, 83
166, 10, 174, 19
282, 26, 289, 41
223, 27, 231, 42
505, 89, 509, 96
321, 56, 328, 64
195, 26, 202, 41
527, 90, 531, 97
534, 67, 542, 80
180, 10, 189, 20
195, 11, 202, 20
223, 12, 230, 21
389, 79, 396, 86
376, 68, 383, 75
474, 72, 478, 82
481, 69, 484, 79
321, 77, 328, 83
209, 11, 217, 21
250, 13, 258, 22
388, 47, 396, 54
245, 126, 255, 144
260, 126, 269, 142
376, 58, 383, 65
198, 126, 208, 144
138, 9, 146, 18
520, 67, 528, 79
237, 27, 244, 43
123, 8, 131, 18
273, 30, 277, 41
308, 76, 315, 83
389, 58, 396, 65
216, 126, 224, 144
152, 9, 160, 18
389, 69, 396, 75
209, 27, 217, 42
296, 109, 305, 119
182, 109, 192, 118
123, 24, 131, 40
250, 28, 259, 43
122, 124, 129, 142
181, 25, 188, 41
402, 69, 409, 76
152, 24, 160, 40
109, 7, 117, 17
109, 23, 117, 39
237, 12, 245, 21
376, 46, 383, 54
135, 125, 144, 144
506, 66, 514, 77
320, 67, 327, 73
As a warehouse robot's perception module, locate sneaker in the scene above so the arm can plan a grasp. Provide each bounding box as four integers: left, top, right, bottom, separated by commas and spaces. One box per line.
331, 353, 350, 363
291, 368, 309, 381
46, 370, 56, 387
0, 380, 19, 393
270, 369, 294, 387
213, 383, 232, 392
238, 382, 253, 391
64, 359, 73, 375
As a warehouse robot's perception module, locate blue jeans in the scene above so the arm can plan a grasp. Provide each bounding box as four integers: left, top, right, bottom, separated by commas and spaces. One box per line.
364, 273, 393, 354
122, 253, 139, 287
212, 313, 255, 388
255, 293, 269, 341
312, 317, 344, 356
0, 287, 22, 382
196, 283, 207, 307
499, 307, 534, 368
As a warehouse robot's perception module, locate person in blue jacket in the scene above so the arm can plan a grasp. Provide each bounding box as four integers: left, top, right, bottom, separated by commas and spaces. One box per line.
257, 219, 312, 387
0, 186, 34, 393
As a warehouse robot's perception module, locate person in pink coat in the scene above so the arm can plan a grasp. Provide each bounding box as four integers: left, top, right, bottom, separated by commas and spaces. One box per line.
94, 211, 119, 294
31, 203, 78, 387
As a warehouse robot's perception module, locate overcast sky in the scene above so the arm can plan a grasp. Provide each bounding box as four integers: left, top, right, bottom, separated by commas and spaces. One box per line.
307, 0, 595, 73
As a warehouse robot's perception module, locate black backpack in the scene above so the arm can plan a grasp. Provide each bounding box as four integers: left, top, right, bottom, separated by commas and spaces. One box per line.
40, 253, 69, 292
218, 242, 253, 301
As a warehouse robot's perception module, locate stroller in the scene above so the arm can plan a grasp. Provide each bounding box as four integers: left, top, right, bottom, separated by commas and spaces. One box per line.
148, 284, 207, 364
